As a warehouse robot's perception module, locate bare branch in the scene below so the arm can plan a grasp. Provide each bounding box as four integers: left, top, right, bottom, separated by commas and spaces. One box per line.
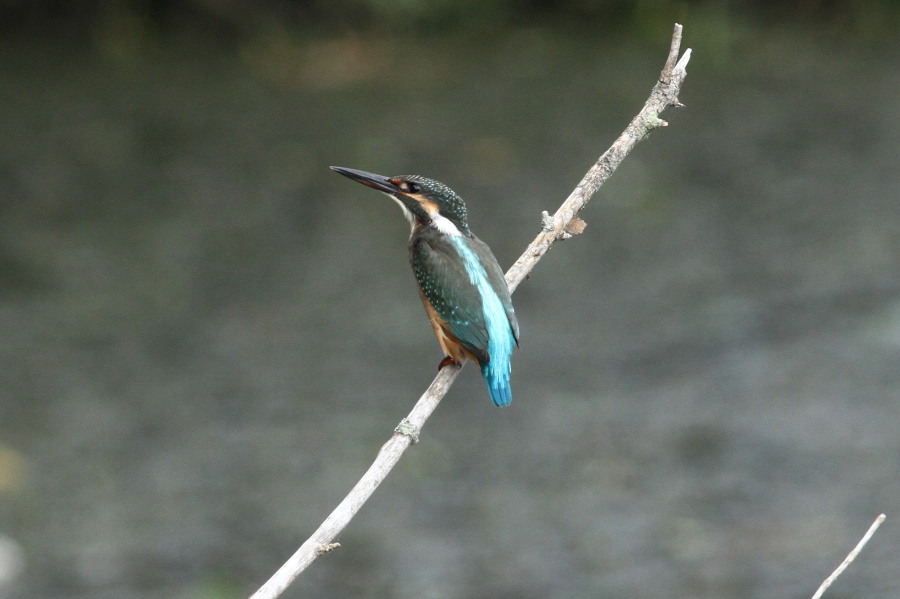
249, 365, 461, 599
811, 514, 886, 599
249, 24, 691, 599
505, 23, 690, 293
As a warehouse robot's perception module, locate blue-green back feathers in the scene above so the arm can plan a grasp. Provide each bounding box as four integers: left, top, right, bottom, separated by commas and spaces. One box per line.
411, 228, 518, 406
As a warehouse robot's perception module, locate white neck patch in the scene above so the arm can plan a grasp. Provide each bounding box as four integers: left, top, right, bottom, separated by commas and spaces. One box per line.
431, 212, 462, 237
384, 192, 462, 237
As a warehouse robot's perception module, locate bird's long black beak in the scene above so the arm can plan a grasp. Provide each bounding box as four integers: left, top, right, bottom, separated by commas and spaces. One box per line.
330, 166, 402, 194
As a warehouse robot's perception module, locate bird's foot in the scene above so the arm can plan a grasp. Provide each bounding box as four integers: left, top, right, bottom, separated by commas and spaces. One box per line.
438, 356, 461, 370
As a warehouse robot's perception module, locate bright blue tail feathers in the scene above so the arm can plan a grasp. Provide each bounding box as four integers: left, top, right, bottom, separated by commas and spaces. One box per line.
481, 362, 512, 407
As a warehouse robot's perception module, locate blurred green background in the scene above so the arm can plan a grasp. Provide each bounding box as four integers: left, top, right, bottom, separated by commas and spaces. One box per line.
2, 1, 900, 598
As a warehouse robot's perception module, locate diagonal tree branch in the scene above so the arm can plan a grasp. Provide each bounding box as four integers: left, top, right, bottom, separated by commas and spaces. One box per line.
506, 24, 690, 294
811, 514, 886, 599
250, 24, 691, 599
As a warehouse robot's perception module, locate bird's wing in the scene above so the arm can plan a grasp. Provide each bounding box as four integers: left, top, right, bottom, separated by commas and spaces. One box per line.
466, 235, 519, 345
411, 234, 492, 363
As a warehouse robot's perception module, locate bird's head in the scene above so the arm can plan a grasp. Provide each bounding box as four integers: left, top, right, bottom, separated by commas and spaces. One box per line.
331, 166, 470, 236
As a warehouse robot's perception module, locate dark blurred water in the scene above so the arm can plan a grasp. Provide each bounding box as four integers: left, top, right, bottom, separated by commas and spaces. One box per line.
1, 18, 900, 599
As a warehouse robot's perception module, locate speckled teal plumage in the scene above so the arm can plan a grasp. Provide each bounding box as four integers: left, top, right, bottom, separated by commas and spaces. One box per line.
411, 226, 519, 405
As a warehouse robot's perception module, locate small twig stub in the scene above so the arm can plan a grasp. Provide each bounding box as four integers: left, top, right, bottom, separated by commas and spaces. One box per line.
394, 418, 421, 444
315, 543, 341, 556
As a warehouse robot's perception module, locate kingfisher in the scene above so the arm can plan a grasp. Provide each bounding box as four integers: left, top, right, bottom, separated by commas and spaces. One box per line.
331, 166, 520, 406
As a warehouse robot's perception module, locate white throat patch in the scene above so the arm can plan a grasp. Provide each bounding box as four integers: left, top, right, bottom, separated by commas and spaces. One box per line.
387, 194, 416, 230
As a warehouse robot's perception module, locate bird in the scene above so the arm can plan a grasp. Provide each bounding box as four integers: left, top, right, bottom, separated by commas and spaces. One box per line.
331, 166, 519, 406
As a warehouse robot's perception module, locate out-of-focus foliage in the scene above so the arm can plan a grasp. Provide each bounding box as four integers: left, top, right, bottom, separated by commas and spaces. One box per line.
1, 0, 899, 41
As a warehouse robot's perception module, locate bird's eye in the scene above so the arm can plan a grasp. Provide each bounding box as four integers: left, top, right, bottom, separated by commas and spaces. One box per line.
400, 181, 421, 194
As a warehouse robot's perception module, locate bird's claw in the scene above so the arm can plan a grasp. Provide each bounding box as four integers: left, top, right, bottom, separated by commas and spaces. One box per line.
438, 356, 461, 370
